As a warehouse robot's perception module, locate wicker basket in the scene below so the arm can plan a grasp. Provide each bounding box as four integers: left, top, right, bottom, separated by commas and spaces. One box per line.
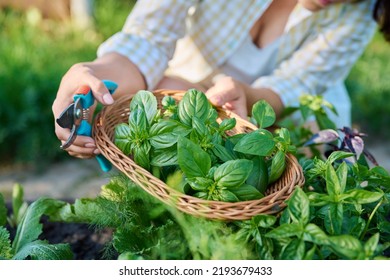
93, 89, 305, 221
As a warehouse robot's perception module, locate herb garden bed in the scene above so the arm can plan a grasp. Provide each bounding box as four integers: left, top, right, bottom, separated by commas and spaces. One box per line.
38, 219, 115, 260
5, 202, 116, 260
1, 91, 389, 260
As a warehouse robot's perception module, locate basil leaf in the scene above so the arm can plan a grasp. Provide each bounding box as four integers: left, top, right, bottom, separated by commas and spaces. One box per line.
161, 95, 177, 117
246, 156, 268, 194
364, 233, 379, 258
252, 100, 276, 129
253, 215, 277, 228
268, 150, 286, 184
130, 90, 158, 126
133, 142, 151, 170
314, 111, 337, 131
306, 192, 330, 207
303, 246, 317, 260
207, 166, 217, 179
162, 95, 176, 108
212, 144, 236, 162
149, 134, 179, 149
278, 127, 291, 144
129, 108, 149, 134
192, 116, 208, 136
280, 238, 305, 260
326, 164, 342, 196
177, 137, 211, 179
266, 223, 303, 239
328, 235, 363, 260
234, 130, 275, 156
326, 151, 354, 165
336, 162, 348, 194
214, 159, 253, 189
194, 192, 208, 200
227, 133, 245, 145
151, 147, 178, 167
219, 189, 239, 202
114, 123, 132, 155
219, 118, 236, 132
304, 129, 339, 146
231, 183, 264, 201
165, 170, 188, 194
178, 89, 211, 126
149, 119, 178, 136
206, 107, 219, 126
324, 203, 343, 235
344, 189, 383, 204
287, 188, 310, 225
342, 216, 366, 238
303, 224, 328, 245
187, 177, 214, 191
149, 120, 189, 149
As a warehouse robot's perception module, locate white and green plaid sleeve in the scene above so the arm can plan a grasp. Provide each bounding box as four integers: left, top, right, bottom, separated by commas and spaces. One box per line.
97, 0, 197, 89
252, 2, 376, 108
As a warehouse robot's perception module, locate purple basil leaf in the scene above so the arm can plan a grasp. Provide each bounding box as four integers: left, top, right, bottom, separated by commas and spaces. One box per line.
343, 155, 357, 165
304, 129, 339, 146
350, 136, 364, 159
344, 137, 355, 154
363, 149, 379, 166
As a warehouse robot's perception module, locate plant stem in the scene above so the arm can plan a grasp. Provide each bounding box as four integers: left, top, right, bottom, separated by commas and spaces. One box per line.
359, 198, 383, 240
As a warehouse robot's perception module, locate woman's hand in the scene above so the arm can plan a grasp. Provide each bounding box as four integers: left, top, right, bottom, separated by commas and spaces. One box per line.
205, 76, 248, 119
52, 62, 115, 159
52, 52, 146, 159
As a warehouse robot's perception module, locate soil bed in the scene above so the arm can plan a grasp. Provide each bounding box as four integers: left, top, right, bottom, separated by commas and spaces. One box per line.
6, 204, 117, 260
39, 217, 117, 260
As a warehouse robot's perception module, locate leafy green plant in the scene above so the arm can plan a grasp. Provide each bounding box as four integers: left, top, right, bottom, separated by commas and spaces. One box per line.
100, 92, 389, 260
0, 185, 73, 260
114, 89, 294, 202
47, 152, 389, 260
2, 89, 388, 260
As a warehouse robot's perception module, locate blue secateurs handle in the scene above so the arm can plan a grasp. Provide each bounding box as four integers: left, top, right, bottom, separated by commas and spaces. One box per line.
74, 80, 118, 172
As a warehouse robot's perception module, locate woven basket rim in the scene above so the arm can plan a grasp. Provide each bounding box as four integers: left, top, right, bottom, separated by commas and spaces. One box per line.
93, 89, 305, 220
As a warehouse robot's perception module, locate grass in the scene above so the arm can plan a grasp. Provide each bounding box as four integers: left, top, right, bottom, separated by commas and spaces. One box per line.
0, 1, 132, 168
0, 1, 388, 168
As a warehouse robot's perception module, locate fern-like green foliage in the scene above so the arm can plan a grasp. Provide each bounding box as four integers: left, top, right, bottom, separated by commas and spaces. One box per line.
59, 175, 254, 260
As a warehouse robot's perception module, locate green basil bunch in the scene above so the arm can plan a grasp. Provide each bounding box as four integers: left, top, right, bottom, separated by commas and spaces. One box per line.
114, 89, 295, 202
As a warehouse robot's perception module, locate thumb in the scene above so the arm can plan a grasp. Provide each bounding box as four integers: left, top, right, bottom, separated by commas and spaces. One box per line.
87, 77, 114, 105
206, 86, 239, 107
205, 86, 225, 107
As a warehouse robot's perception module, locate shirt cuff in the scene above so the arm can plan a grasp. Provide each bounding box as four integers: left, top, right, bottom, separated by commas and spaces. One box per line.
97, 32, 169, 90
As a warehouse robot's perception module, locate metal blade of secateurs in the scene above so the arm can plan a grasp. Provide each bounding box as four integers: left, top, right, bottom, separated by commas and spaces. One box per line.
56, 103, 75, 129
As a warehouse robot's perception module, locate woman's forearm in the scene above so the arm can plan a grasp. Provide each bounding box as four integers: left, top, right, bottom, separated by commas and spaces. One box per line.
244, 85, 285, 118
85, 52, 147, 98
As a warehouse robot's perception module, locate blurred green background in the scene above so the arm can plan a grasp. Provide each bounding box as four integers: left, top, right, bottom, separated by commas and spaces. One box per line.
0, 0, 389, 170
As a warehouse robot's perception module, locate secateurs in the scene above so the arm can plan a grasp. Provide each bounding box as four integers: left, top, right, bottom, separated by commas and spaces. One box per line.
56, 79, 118, 172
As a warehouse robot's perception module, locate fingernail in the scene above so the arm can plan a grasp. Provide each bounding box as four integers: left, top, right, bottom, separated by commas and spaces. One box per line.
93, 149, 101, 155
85, 143, 96, 148
103, 93, 114, 105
